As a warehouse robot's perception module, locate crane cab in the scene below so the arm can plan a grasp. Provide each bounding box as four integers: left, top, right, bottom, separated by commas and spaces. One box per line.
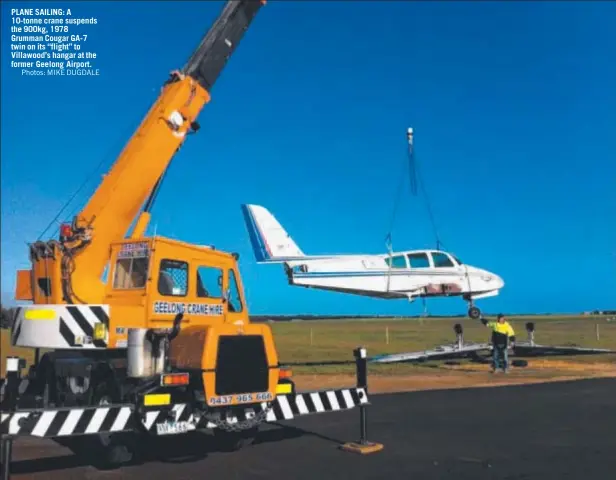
105, 236, 250, 334
106, 235, 281, 407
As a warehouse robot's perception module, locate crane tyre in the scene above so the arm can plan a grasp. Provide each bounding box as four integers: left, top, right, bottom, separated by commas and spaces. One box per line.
85, 380, 134, 469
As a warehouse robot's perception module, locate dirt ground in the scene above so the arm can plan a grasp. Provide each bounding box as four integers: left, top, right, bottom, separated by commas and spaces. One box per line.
293, 359, 616, 394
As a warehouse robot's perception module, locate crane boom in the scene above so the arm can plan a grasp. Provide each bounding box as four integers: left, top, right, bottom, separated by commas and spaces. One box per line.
17, 0, 266, 305
182, 0, 263, 92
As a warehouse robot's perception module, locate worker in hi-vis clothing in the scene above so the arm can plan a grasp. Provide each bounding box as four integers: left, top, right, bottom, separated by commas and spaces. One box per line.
481, 314, 516, 373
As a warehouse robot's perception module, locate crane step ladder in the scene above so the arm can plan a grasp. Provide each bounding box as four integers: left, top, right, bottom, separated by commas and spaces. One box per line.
0, 347, 383, 480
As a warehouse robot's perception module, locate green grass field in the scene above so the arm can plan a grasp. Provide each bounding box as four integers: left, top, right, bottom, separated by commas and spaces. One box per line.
269, 315, 616, 375
2, 315, 615, 377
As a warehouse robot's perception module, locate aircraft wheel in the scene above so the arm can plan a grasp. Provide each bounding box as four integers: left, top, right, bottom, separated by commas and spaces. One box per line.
468, 306, 481, 319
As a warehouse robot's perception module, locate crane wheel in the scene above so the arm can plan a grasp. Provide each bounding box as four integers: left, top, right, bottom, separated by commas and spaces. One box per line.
213, 426, 259, 452
94, 381, 135, 468
65, 380, 134, 469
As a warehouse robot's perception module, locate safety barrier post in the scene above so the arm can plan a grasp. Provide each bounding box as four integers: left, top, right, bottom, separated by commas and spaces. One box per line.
0, 356, 24, 480
355, 346, 368, 444
339, 347, 383, 455
0, 437, 11, 480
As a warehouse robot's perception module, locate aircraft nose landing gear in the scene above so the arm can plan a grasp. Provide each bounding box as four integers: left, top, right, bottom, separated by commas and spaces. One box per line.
463, 294, 482, 319
467, 306, 481, 319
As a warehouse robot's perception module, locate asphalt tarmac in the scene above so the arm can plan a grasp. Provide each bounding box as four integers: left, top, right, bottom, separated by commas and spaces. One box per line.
3, 378, 616, 480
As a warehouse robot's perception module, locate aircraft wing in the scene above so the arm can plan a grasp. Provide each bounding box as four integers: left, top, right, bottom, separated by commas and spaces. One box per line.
369, 342, 492, 364
513, 343, 616, 357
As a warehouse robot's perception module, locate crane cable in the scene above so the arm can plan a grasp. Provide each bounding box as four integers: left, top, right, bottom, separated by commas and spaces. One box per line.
384, 128, 418, 292
384, 127, 444, 253
384, 153, 412, 254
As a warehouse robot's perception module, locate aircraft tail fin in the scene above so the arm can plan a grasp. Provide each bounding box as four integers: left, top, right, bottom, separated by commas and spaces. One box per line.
241, 204, 305, 263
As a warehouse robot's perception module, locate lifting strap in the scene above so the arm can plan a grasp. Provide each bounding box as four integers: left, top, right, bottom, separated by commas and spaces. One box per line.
384, 127, 444, 253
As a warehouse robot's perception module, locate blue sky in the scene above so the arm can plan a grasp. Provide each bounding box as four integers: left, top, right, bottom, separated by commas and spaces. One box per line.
1, 1, 614, 315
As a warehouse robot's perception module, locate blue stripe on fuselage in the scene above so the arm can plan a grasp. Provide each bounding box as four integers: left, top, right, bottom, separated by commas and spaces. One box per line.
293, 270, 462, 278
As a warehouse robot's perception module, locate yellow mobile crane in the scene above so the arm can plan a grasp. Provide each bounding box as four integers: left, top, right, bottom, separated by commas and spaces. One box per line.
1, 1, 377, 472
14, 0, 273, 404
12, 0, 274, 409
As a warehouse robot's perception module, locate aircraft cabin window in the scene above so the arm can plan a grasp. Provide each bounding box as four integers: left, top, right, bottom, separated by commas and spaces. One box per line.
196, 266, 223, 299
385, 255, 408, 269
227, 269, 243, 313
158, 259, 188, 297
407, 253, 430, 268
432, 252, 455, 268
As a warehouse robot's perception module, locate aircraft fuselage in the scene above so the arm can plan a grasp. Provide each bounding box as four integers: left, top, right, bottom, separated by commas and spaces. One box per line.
284, 250, 504, 302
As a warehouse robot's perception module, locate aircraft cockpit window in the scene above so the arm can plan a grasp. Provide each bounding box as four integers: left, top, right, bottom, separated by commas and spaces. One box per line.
407, 253, 430, 268
385, 255, 408, 269
452, 255, 463, 265
432, 252, 455, 268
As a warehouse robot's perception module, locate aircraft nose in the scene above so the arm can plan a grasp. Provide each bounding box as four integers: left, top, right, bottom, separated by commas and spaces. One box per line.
491, 272, 505, 289
479, 269, 504, 289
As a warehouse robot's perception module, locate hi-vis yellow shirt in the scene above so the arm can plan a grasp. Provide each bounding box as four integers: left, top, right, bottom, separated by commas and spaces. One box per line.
486, 321, 515, 337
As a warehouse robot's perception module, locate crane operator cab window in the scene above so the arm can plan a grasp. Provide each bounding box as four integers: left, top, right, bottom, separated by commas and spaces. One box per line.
158, 259, 188, 296
227, 270, 243, 313
113, 244, 149, 289
196, 266, 223, 299
195, 267, 243, 313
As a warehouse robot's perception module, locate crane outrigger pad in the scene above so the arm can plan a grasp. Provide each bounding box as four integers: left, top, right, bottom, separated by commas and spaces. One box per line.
0, 387, 369, 438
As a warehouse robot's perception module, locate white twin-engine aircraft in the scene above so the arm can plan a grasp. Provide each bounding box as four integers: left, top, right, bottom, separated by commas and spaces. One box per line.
241, 204, 505, 319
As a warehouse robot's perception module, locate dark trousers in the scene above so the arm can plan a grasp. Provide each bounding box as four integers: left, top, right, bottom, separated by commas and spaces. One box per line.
492, 344, 508, 370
